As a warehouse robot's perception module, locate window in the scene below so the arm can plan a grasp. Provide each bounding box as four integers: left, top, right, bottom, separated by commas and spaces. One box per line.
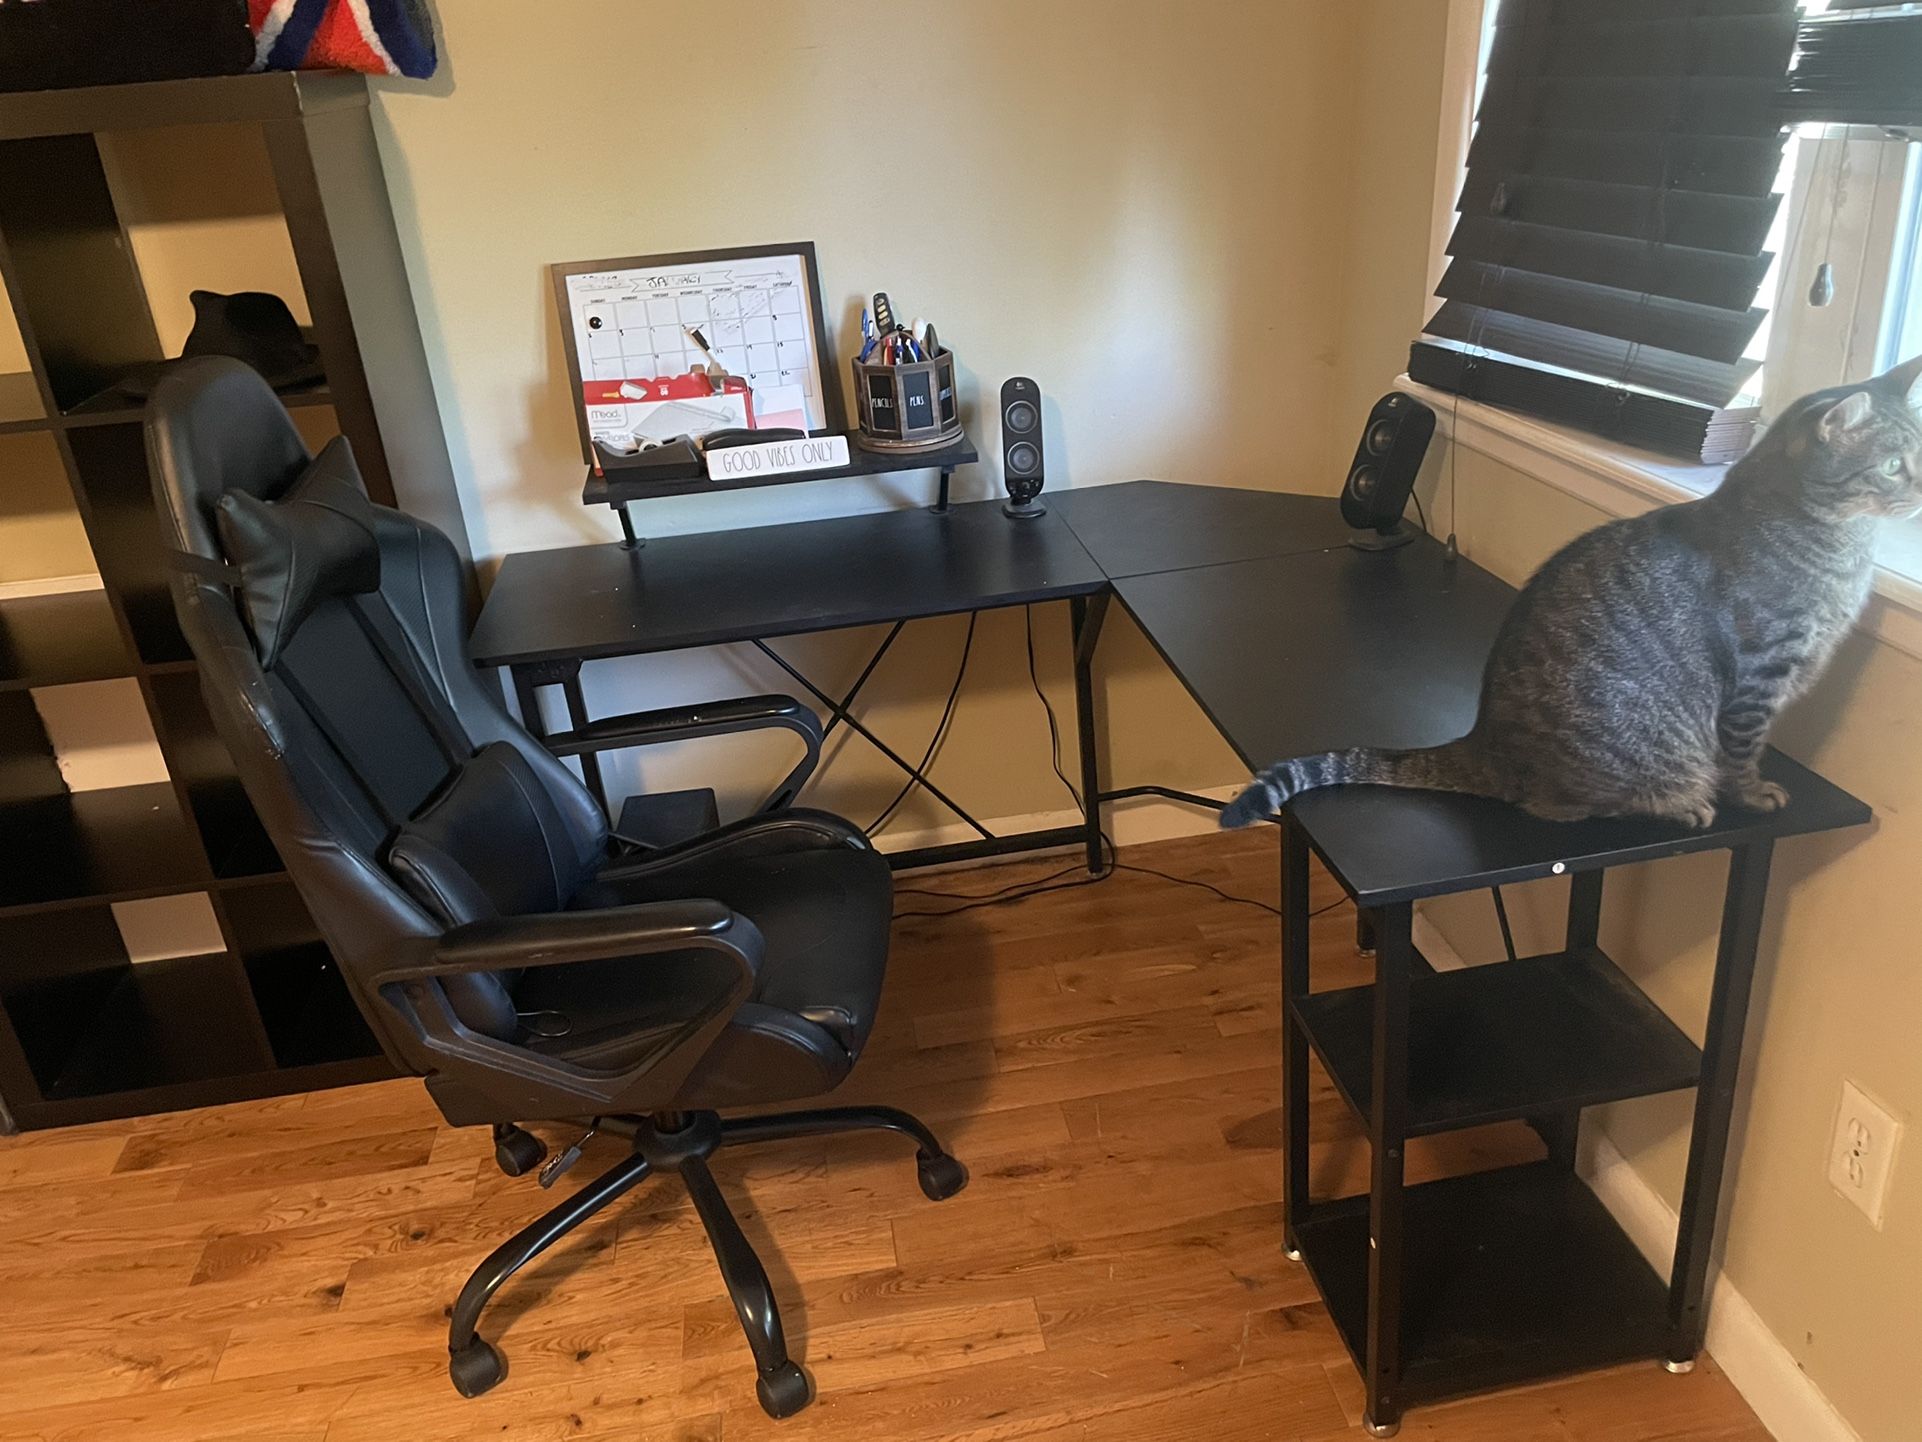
1423, 0, 1922, 594
1423, 0, 1922, 450
1415, 1, 1804, 464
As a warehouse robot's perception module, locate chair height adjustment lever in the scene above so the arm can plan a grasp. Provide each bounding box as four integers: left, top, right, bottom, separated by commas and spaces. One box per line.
538, 1124, 599, 1188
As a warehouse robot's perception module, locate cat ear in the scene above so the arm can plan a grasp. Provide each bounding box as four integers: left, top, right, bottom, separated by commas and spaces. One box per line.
1819, 390, 1875, 441
1883, 354, 1922, 410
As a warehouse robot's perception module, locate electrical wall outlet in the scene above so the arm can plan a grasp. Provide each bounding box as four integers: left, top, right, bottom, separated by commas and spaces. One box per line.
1827, 1079, 1903, 1229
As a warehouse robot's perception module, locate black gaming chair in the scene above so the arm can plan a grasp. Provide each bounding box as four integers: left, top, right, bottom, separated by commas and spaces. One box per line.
144, 358, 966, 1418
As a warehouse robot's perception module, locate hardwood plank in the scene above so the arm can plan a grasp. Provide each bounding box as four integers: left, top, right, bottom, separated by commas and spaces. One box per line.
0, 830, 1769, 1442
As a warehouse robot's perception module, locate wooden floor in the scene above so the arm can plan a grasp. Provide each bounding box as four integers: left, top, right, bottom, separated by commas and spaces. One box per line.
0, 830, 1769, 1442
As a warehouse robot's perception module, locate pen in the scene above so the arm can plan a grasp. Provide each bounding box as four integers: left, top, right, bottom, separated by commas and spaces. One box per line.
684, 324, 726, 387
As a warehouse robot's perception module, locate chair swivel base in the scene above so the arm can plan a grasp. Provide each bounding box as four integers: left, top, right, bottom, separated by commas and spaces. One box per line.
446, 1104, 967, 1417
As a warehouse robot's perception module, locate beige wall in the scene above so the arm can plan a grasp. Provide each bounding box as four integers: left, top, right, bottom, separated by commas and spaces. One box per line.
1330, 2, 1452, 444
354, 0, 1410, 836
1416, 451, 1922, 1442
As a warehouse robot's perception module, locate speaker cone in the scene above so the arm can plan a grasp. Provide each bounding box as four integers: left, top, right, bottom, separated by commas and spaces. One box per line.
1008, 440, 1041, 475
1005, 399, 1038, 433
1367, 420, 1398, 455
1349, 465, 1378, 499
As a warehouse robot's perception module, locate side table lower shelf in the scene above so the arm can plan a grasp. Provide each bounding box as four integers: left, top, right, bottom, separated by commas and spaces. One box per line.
1296, 1161, 1670, 1408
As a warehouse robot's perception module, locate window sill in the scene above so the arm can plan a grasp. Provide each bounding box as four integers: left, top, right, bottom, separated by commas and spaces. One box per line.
1397, 376, 1922, 665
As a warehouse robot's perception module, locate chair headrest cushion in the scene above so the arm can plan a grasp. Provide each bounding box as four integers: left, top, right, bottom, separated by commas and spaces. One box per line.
216, 436, 381, 667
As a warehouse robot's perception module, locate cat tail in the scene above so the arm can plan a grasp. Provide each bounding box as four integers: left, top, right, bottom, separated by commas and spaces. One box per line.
1218, 739, 1487, 829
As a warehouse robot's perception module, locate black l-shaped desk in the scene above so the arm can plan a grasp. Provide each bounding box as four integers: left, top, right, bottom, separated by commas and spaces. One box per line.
469, 480, 1869, 1434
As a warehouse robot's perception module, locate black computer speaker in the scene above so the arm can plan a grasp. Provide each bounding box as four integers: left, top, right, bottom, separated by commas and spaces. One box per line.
1001, 377, 1046, 519
1341, 392, 1435, 551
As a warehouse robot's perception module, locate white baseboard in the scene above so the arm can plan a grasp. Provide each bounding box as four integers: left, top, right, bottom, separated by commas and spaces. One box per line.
1415, 908, 1861, 1442
871, 785, 1243, 867
1581, 1132, 1863, 1442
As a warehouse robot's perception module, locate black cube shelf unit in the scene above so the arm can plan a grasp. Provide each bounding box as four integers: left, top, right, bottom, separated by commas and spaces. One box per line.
1277, 750, 1870, 1437
0, 72, 467, 1131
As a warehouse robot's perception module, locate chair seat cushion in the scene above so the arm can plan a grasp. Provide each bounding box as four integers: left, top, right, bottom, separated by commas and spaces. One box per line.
570, 839, 893, 1057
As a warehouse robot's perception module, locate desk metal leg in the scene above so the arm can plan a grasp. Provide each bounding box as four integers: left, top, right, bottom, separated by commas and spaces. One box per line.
509, 659, 607, 815
1531, 870, 1609, 1171
1071, 593, 1110, 873
1365, 901, 1414, 1439
1281, 820, 1312, 1263
1667, 840, 1774, 1371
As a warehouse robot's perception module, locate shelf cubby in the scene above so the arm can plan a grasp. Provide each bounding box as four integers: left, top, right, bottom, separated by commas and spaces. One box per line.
0, 587, 128, 691
63, 422, 189, 664
9, 951, 273, 1101
0, 369, 44, 431
1292, 947, 1704, 1137
149, 667, 280, 878
227, 881, 381, 1070
0, 690, 202, 911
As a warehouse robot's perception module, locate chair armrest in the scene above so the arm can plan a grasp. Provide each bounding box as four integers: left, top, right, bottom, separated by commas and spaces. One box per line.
373, 899, 760, 984
543, 694, 822, 814
370, 900, 765, 1110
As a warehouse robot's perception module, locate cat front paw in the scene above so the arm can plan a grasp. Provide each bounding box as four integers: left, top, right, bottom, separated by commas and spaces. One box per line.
1736, 780, 1790, 813
1679, 802, 1719, 830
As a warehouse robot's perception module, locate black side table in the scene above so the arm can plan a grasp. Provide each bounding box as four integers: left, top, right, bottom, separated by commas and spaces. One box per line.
1277, 749, 1869, 1437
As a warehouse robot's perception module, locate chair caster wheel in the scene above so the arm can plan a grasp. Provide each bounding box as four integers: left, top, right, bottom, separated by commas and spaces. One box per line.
916, 1151, 969, 1202
448, 1338, 505, 1397
493, 1125, 547, 1178
756, 1360, 813, 1418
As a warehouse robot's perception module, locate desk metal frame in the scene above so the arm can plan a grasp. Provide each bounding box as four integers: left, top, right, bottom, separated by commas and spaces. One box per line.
502, 591, 1111, 874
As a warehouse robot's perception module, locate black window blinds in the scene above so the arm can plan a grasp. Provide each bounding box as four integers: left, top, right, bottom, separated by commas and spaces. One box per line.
1780, 5, 1922, 129
1411, 0, 1802, 462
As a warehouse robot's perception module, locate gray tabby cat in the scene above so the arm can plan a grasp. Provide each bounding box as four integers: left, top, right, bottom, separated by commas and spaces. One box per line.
1222, 358, 1922, 830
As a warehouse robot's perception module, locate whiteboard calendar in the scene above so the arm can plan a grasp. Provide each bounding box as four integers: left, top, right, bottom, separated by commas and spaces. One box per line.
554, 245, 839, 466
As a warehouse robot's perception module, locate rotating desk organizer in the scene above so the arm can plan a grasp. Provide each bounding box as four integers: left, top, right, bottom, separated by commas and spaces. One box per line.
852, 346, 962, 452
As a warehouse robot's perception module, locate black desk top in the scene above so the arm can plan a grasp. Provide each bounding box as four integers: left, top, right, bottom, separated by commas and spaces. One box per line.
472, 478, 1870, 896
1287, 750, 1871, 906
1052, 479, 1357, 578
1113, 536, 1517, 767
1113, 528, 1869, 903
469, 497, 1106, 666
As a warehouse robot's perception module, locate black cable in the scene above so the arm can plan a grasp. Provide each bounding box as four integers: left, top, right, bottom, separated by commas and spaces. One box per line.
1112, 859, 1288, 917
1025, 604, 1083, 809
866, 612, 978, 836
899, 824, 1349, 923
1490, 885, 1518, 962
895, 833, 1117, 919
1410, 487, 1430, 539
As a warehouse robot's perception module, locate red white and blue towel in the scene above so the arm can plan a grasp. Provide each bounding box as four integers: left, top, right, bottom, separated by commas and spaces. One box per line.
249, 0, 437, 80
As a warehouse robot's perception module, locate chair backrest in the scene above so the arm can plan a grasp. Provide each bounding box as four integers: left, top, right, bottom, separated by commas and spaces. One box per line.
145, 358, 610, 1066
